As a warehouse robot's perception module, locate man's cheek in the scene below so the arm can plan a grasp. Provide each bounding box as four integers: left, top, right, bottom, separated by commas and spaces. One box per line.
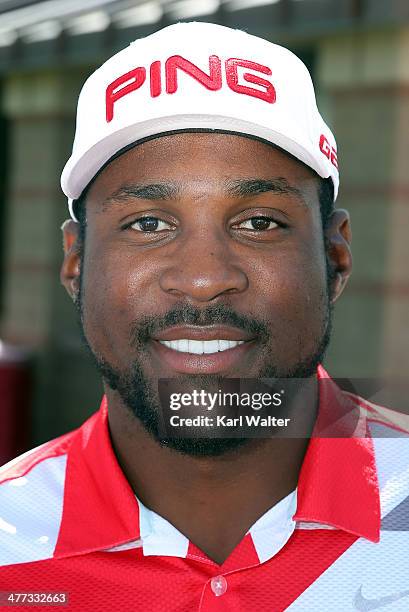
81, 270, 133, 358
260, 265, 327, 347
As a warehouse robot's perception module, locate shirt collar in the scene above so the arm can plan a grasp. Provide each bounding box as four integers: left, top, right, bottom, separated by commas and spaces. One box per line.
54, 397, 140, 558
294, 366, 380, 543
54, 366, 380, 559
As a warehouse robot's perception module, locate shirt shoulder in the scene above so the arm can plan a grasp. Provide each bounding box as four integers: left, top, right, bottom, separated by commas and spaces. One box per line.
0, 429, 75, 567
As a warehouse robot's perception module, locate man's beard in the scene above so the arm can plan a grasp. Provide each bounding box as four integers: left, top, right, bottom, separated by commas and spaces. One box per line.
75, 255, 334, 457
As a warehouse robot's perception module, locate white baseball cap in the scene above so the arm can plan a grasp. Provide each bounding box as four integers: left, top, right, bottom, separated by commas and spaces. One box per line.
61, 21, 339, 221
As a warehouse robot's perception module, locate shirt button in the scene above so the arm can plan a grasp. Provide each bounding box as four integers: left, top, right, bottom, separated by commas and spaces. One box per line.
210, 575, 227, 597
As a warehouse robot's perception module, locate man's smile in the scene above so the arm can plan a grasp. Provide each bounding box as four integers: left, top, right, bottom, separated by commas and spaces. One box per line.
151, 325, 257, 374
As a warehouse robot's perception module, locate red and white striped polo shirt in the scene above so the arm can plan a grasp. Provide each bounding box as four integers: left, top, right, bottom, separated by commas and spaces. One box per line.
0, 366, 408, 611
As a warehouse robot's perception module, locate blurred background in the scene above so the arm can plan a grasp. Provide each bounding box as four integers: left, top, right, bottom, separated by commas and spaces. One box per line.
0, 0, 408, 463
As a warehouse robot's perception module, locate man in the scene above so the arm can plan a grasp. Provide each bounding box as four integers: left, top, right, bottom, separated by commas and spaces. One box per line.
0, 21, 408, 612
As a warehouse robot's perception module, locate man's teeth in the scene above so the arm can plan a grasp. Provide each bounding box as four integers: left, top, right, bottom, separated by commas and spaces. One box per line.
158, 339, 245, 354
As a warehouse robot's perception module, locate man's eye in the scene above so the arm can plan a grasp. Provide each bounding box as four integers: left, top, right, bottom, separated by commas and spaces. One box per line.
130, 217, 173, 232
236, 217, 278, 231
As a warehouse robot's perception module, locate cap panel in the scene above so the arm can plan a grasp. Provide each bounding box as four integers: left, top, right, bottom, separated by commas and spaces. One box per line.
61, 21, 339, 219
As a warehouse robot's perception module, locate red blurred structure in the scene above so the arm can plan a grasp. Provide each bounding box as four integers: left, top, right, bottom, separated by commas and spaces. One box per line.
0, 341, 32, 466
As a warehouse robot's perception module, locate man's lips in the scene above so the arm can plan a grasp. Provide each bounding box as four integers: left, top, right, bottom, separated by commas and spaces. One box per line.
150, 325, 257, 374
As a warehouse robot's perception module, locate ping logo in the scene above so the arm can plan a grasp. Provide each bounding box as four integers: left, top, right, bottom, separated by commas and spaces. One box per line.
106, 55, 277, 122
319, 134, 338, 169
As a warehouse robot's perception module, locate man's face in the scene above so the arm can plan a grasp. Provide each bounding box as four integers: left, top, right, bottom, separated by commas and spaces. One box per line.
65, 133, 347, 455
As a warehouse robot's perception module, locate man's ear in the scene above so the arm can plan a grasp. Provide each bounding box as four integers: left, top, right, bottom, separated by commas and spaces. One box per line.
324, 209, 353, 304
60, 219, 82, 301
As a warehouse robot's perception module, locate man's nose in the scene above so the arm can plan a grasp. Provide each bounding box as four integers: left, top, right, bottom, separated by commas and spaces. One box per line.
159, 233, 249, 302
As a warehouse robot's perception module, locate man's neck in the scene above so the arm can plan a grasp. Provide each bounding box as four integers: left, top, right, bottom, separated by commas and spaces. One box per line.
106, 377, 318, 565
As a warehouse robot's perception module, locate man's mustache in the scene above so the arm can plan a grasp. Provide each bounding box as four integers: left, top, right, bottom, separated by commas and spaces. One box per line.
129, 303, 270, 348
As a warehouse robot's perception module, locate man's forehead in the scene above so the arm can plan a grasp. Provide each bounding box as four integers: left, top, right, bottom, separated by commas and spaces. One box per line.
86, 131, 319, 203
87, 132, 318, 187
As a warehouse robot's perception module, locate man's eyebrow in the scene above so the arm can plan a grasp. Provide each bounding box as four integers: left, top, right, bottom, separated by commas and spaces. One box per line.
100, 178, 308, 212
226, 178, 308, 207
101, 183, 180, 211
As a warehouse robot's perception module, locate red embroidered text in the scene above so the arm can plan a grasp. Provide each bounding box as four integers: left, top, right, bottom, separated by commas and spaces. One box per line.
106, 55, 277, 122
